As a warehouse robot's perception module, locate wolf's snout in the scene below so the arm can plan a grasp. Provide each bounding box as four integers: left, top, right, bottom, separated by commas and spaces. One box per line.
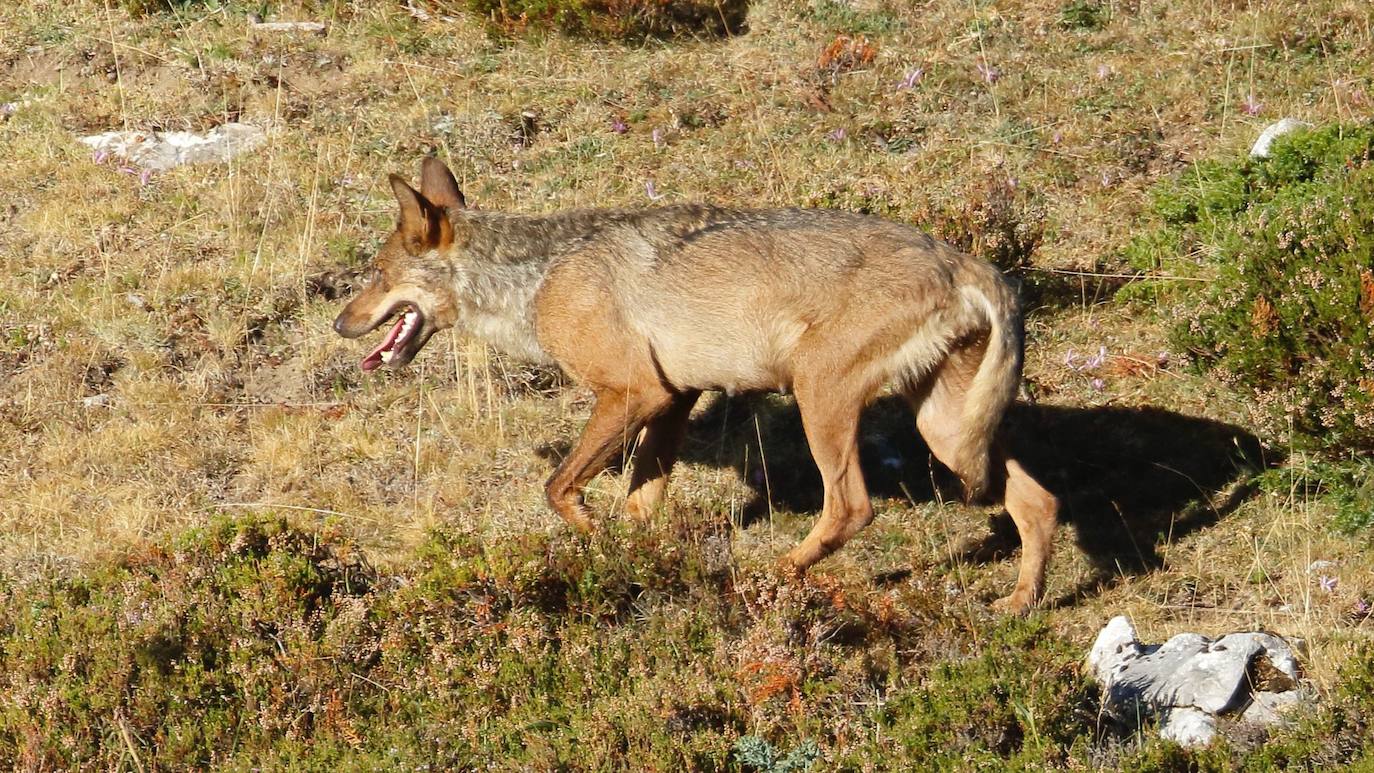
333, 310, 360, 338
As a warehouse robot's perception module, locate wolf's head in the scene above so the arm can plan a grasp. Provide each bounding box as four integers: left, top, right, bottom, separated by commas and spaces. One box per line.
333, 157, 468, 371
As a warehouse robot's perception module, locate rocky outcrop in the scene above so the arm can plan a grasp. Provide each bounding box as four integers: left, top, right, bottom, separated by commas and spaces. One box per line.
1087, 616, 1309, 747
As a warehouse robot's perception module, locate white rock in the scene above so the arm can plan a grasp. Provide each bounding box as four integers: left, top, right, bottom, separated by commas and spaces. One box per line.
1099, 632, 1227, 717
82, 394, 111, 409
80, 123, 266, 172
1086, 618, 1309, 748
1160, 707, 1217, 747
1087, 615, 1140, 684
1241, 690, 1304, 727
404, 0, 431, 21
251, 21, 327, 34
1250, 118, 1312, 159
1162, 632, 1296, 713
1148, 633, 1249, 714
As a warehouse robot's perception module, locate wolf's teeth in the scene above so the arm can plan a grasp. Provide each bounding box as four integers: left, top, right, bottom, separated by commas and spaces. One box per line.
381, 350, 393, 364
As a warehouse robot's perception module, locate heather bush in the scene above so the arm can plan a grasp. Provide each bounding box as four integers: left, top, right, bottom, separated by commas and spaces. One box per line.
457, 0, 749, 39
1125, 124, 1374, 455
937, 173, 1047, 277
3, 515, 1373, 767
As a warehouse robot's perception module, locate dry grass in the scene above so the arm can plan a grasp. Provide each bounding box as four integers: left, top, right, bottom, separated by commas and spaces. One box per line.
1, 0, 1372, 732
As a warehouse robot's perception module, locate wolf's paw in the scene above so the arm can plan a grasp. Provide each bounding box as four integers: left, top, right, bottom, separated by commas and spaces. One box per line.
990, 591, 1036, 616
551, 501, 595, 533
623, 494, 657, 522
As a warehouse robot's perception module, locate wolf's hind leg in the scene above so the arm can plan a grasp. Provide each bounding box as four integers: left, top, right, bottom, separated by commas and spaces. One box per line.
546, 387, 673, 530
990, 455, 1059, 613
905, 345, 1058, 614
625, 390, 701, 520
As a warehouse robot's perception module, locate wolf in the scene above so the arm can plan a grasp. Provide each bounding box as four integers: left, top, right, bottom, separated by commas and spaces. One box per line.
334, 157, 1059, 612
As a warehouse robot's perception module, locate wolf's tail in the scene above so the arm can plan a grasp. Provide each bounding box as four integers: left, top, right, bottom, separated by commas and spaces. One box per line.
951, 267, 1023, 500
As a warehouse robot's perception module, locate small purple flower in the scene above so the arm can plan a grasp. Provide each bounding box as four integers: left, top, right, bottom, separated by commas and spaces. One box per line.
1085, 345, 1107, 370
896, 68, 924, 90
1355, 598, 1371, 615
828, 127, 847, 142
976, 62, 1000, 84
1242, 94, 1263, 116
1051, 130, 1063, 144
92, 149, 109, 165
645, 179, 664, 201
138, 169, 152, 186
1096, 64, 1113, 80
1100, 170, 1114, 188
652, 128, 664, 148
0, 102, 17, 116
1090, 377, 1106, 392
118, 165, 138, 176
1319, 575, 1339, 593
1065, 346, 1107, 373
609, 118, 628, 134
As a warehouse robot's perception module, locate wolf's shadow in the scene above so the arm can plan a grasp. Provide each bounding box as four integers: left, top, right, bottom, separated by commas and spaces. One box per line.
670, 393, 1269, 607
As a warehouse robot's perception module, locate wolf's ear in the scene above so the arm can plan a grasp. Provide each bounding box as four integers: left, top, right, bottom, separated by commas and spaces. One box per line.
390, 173, 454, 254
390, 174, 426, 228
420, 157, 467, 210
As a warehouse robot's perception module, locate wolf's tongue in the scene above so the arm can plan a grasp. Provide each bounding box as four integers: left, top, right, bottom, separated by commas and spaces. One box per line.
360, 317, 406, 371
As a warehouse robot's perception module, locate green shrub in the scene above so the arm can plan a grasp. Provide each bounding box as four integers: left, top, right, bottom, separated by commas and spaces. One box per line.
121, 0, 265, 15
122, 0, 213, 14
1059, 0, 1108, 31
804, 0, 900, 36
1256, 456, 1374, 534
0, 516, 380, 767
850, 617, 1098, 769
733, 735, 820, 772
457, 0, 749, 40
3, 515, 1374, 768
1126, 123, 1374, 455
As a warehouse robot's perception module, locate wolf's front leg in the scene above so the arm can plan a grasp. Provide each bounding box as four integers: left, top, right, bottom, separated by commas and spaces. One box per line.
625, 390, 700, 519
545, 387, 675, 529
781, 379, 874, 570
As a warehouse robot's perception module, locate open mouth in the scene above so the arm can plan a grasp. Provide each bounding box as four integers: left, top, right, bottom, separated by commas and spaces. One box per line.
360, 306, 423, 371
